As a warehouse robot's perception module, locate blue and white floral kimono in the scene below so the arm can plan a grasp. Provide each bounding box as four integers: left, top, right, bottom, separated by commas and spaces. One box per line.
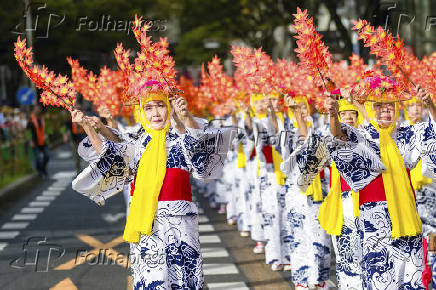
259, 114, 293, 265
116, 121, 142, 216
280, 118, 331, 287
72, 122, 234, 290
245, 116, 273, 244
327, 120, 436, 290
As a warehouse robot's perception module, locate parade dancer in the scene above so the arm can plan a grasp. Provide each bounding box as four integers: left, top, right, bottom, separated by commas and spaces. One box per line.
325, 83, 436, 289
280, 95, 331, 289
72, 92, 234, 289
318, 97, 364, 289
244, 93, 273, 255
263, 92, 292, 271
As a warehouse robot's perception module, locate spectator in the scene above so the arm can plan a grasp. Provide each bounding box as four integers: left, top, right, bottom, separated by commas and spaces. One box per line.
27, 103, 49, 179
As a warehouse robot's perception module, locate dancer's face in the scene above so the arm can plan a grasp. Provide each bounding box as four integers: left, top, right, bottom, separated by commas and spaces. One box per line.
407, 102, 423, 124
299, 103, 308, 120
271, 98, 281, 112
142, 100, 168, 130
339, 110, 358, 127
253, 99, 266, 115
374, 102, 395, 128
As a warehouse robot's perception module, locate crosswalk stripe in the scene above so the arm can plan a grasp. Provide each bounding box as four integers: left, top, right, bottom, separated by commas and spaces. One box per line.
29, 201, 50, 207
207, 282, 249, 290
42, 190, 62, 196
0, 231, 20, 239
199, 224, 215, 232
199, 235, 221, 243
12, 214, 37, 221
21, 207, 44, 214
36, 195, 56, 201
199, 215, 210, 223
0, 243, 7, 251
1, 222, 29, 230
51, 171, 75, 179
47, 187, 65, 191
202, 247, 229, 258
203, 263, 239, 275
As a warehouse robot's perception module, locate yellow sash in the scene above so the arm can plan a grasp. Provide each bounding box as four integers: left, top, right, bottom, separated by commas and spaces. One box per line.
371, 120, 422, 238
123, 94, 170, 243
318, 162, 359, 235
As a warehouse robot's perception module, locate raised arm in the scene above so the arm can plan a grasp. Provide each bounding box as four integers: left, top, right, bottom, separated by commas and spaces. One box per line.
285, 94, 308, 138
71, 110, 103, 154
97, 106, 119, 130
417, 85, 436, 122
266, 98, 279, 134
324, 94, 347, 141
171, 96, 199, 129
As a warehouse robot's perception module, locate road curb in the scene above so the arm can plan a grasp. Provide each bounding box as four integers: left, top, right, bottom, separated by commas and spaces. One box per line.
0, 172, 40, 200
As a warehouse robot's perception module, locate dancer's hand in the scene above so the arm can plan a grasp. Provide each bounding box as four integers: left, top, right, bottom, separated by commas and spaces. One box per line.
173, 96, 190, 120
71, 110, 86, 125
416, 85, 432, 106
324, 92, 339, 115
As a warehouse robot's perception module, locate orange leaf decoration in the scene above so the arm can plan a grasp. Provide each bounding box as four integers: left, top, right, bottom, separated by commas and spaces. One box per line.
14, 36, 76, 110
352, 19, 410, 91
114, 15, 177, 103
292, 7, 332, 87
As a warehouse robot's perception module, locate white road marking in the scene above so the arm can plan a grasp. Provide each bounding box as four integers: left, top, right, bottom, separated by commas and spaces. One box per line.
47, 187, 65, 191
52, 171, 75, 179
199, 215, 210, 223
207, 282, 249, 290
201, 247, 229, 258
36, 195, 56, 201
203, 263, 239, 275
21, 207, 44, 214
42, 190, 61, 196
12, 214, 37, 221
29, 201, 50, 207
0, 243, 7, 251
0, 231, 20, 239
199, 224, 215, 232
1, 222, 29, 230
57, 152, 72, 159
199, 235, 221, 243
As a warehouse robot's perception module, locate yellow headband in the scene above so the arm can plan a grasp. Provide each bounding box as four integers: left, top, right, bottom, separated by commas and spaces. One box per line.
269, 91, 282, 99
249, 93, 266, 118
338, 99, 363, 126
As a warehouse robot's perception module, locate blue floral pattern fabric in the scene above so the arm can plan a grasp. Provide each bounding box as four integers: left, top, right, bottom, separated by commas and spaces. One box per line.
359, 202, 425, 290
331, 191, 363, 289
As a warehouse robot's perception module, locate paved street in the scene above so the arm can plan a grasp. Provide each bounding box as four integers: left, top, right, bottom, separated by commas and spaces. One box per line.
0, 145, 337, 290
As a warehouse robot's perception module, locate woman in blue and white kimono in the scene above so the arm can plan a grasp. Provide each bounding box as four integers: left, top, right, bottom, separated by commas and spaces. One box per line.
263, 93, 293, 271
71, 92, 234, 290
324, 85, 436, 290
280, 95, 331, 289
318, 97, 364, 290
403, 97, 436, 238
244, 93, 273, 255
234, 108, 256, 237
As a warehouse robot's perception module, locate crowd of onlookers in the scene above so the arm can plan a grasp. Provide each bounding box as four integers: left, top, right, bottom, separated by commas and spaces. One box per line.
0, 104, 70, 184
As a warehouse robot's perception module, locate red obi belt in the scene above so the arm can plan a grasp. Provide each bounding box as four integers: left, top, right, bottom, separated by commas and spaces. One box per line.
130, 168, 192, 202
359, 169, 415, 206
249, 146, 273, 164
